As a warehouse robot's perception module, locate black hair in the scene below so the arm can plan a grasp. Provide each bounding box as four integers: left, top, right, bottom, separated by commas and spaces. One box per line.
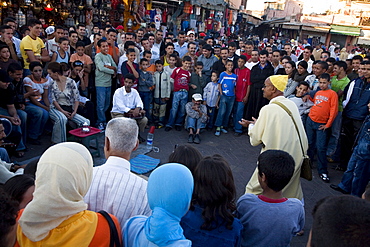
225, 60, 234, 65
155, 60, 163, 65
316, 61, 329, 71
361, 60, 370, 65
0, 188, 19, 245
245, 40, 254, 46
47, 62, 63, 75
3, 17, 16, 24
0, 44, 9, 51
257, 150, 295, 192
352, 55, 364, 62
165, 42, 175, 49
169, 53, 177, 59
124, 73, 136, 82
167, 32, 174, 37
58, 37, 69, 44
76, 23, 86, 29
126, 48, 136, 55
187, 42, 196, 48
3, 174, 35, 205
202, 44, 213, 51
319, 73, 331, 81
297, 81, 309, 88
126, 32, 137, 39
27, 19, 42, 27
326, 57, 336, 64
29, 61, 43, 71
97, 39, 108, 47
93, 33, 101, 39
124, 41, 136, 50
182, 55, 192, 62
192, 154, 236, 230
143, 50, 152, 57
75, 41, 85, 49
168, 144, 203, 174
239, 55, 247, 62
55, 25, 64, 31
7, 62, 23, 73
259, 50, 269, 56
140, 58, 149, 64
311, 195, 370, 247
107, 28, 118, 34
195, 61, 204, 67
297, 60, 308, 70
304, 46, 313, 53
272, 50, 281, 55
60, 62, 71, 72
281, 55, 292, 62
68, 30, 78, 37
140, 37, 149, 43
211, 70, 219, 77
220, 47, 228, 52
178, 31, 186, 36
334, 61, 348, 71
0, 25, 12, 33
228, 41, 237, 48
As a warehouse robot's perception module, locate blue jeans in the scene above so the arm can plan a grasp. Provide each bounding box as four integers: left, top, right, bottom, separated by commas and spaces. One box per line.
206, 106, 217, 129
327, 111, 342, 157
96, 86, 111, 125
0, 147, 10, 162
215, 95, 235, 127
0, 107, 27, 151
186, 117, 205, 131
306, 117, 329, 175
233, 101, 245, 133
25, 102, 49, 139
139, 91, 153, 121
166, 91, 188, 128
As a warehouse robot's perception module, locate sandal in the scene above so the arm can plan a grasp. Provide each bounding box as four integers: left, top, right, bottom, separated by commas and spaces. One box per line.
297, 230, 304, 236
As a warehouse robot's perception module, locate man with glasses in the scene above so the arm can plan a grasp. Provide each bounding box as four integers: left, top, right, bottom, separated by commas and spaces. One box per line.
320, 51, 330, 62
297, 46, 314, 73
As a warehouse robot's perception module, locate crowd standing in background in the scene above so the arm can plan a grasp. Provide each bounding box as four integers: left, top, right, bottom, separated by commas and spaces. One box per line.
0, 16, 370, 246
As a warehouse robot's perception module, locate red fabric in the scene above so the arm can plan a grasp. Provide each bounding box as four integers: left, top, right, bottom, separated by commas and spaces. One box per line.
242, 53, 252, 61
258, 195, 288, 203
234, 67, 251, 102
171, 67, 191, 92
206, 18, 213, 31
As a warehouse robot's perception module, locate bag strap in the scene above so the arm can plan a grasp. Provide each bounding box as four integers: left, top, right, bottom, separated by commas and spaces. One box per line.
98, 210, 121, 247
272, 101, 305, 156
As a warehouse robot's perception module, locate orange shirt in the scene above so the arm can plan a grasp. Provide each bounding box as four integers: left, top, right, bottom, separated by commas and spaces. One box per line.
308, 89, 338, 128
70, 53, 93, 65
147, 64, 156, 73
97, 45, 119, 58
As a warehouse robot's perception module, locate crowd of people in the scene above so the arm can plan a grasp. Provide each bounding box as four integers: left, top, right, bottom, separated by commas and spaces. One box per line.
0, 15, 369, 246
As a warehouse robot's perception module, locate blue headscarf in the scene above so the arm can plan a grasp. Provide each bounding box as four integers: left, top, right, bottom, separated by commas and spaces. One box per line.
144, 163, 194, 246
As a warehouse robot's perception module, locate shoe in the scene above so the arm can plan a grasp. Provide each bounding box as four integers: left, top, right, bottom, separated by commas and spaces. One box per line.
138, 135, 146, 143
175, 125, 182, 131
330, 184, 349, 194
28, 138, 41, 145
327, 156, 335, 163
320, 173, 330, 183
220, 128, 228, 134
97, 123, 105, 132
234, 132, 243, 137
188, 134, 194, 143
215, 130, 221, 136
165, 126, 172, 132
193, 134, 201, 144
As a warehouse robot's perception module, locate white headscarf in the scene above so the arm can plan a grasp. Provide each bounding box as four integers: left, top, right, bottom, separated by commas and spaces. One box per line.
19, 142, 94, 241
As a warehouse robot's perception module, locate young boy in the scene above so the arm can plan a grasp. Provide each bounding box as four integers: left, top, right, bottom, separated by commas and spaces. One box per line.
288, 81, 314, 126
165, 56, 192, 131
0, 45, 17, 72
185, 93, 208, 144
233, 55, 251, 136
188, 61, 206, 101
138, 58, 154, 122
164, 53, 177, 79
94, 39, 117, 131
203, 71, 220, 129
237, 150, 305, 247
306, 73, 338, 182
70, 41, 93, 95
51, 37, 69, 63
153, 60, 171, 127
120, 48, 139, 88
214, 60, 237, 136
142, 50, 156, 73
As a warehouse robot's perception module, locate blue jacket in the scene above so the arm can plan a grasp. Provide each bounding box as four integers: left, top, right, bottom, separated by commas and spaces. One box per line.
343, 77, 370, 120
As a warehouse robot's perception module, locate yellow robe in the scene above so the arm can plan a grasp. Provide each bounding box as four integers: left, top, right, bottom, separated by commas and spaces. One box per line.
245, 96, 308, 200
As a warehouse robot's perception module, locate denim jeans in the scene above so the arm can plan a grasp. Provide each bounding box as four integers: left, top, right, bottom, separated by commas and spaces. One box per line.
327, 111, 342, 157
139, 91, 153, 121
25, 101, 49, 140
0, 147, 10, 162
233, 101, 245, 133
166, 91, 188, 128
306, 117, 329, 175
215, 95, 235, 127
206, 106, 217, 129
0, 107, 27, 151
186, 117, 205, 130
96, 86, 111, 125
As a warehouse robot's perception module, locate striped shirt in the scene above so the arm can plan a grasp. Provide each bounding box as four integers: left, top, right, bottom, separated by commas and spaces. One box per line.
84, 156, 151, 234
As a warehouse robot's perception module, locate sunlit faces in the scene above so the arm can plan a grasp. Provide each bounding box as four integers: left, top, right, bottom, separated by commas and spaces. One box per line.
77, 26, 86, 36
165, 45, 175, 55
225, 60, 234, 72
262, 78, 274, 100
178, 34, 186, 44
303, 49, 312, 60
0, 123, 6, 143
188, 44, 196, 55
281, 58, 289, 67
352, 59, 361, 71
107, 31, 117, 42
297, 65, 306, 75
182, 60, 191, 71
295, 84, 309, 97
361, 64, 370, 78
69, 33, 78, 44
168, 56, 176, 66
318, 77, 330, 90
32, 65, 43, 80
220, 49, 228, 60
99, 41, 109, 55
155, 63, 163, 72
313, 64, 326, 77
0, 28, 13, 40
284, 44, 292, 55
228, 46, 236, 56
124, 77, 134, 92
125, 34, 134, 42
59, 40, 69, 52
245, 45, 253, 55
284, 62, 294, 75
140, 60, 149, 70
250, 51, 259, 62
144, 52, 152, 62
29, 24, 42, 37
9, 70, 22, 82
141, 40, 151, 50
127, 51, 136, 62
211, 72, 218, 82
259, 54, 267, 65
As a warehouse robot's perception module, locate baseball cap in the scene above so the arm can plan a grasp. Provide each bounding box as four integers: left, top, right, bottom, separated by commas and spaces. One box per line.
116, 25, 124, 30
187, 30, 195, 36
192, 93, 203, 101
199, 33, 206, 37
45, 26, 55, 35
0, 69, 12, 83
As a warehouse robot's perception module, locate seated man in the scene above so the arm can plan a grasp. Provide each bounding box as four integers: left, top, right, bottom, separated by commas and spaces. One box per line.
185, 93, 208, 144
84, 117, 151, 236
111, 73, 147, 142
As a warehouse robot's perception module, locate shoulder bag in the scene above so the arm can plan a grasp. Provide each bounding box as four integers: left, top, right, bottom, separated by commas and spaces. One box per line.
98, 210, 122, 247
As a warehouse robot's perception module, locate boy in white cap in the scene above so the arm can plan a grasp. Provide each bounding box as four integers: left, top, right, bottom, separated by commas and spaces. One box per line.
185, 93, 208, 144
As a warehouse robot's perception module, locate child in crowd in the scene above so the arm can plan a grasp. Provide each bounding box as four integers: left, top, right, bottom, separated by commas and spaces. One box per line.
142, 50, 156, 73
288, 81, 314, 126
138, 58, 154, 122
305, 61, 328, 92
94, 39, 117, 130
121, 48, 139, 88
153, 60, 171, 127
234, 55, 251, 136
188, 61, 206, 101
51, 37, 69, 63
0, 45, 17, 72
237, 150, 305, 247
215, 60, 237, 136
164, 53, 177, 79
203, 71, 220, 130
306, 73, 338, 183
165, 56, 192, 131
70, 41, 93, 92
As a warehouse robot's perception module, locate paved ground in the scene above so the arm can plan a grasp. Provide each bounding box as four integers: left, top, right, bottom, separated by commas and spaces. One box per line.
14, 126, 347, 247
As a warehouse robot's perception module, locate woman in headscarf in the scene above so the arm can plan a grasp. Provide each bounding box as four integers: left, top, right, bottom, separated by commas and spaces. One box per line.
123, 163, 194, 246
15, 142, 121, 246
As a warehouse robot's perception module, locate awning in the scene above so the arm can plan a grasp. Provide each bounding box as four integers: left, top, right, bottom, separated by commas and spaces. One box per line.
191, 0, 224, 6
357, 29, 370, 45
330, 25, 361, 36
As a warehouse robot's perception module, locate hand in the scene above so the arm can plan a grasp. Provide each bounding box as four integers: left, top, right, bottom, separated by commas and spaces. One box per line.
242, 96, 248, 104
68, 112, 76, 120
132, 108, 140, 117
78, 68, 84, 78
302, 95, 310, 102
318, 125, 328, 131
30, 88, 40, 96
19, 104, 25, 110
238, 117, 257, 128
13, 164, 27, 171
191, 84, 197, 89
62, 110, 71, 118
216, 103, 219, 109
79, 102, 85, 107
9, 117, 21, 125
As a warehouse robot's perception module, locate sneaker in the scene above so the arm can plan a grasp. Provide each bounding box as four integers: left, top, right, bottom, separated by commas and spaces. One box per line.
215, 130, 221, 136
165, 126, 172, 132
330, 184, 349, 194
320, 173, 330, 183
188, 134, 194, 143
193, 134, 201, 144
220, 128, 228, 134
97, 123, 105, 132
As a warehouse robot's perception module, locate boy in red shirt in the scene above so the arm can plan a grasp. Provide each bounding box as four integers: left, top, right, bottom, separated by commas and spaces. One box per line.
233, 55, 251, 136
165, 56, 192, 131
306, 73, 338, 183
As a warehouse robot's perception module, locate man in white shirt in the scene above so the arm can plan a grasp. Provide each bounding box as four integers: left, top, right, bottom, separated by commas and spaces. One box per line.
174, 31, 188, 58
245, 50, 259, 70
297, 46, 314, 73
111, 73, 148, 139
84, 117, 151, 234
45, 26, 65, 57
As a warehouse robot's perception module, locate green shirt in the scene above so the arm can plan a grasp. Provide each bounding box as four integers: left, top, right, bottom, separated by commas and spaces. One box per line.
331, 75, 350, 112
94, 53, 117, 87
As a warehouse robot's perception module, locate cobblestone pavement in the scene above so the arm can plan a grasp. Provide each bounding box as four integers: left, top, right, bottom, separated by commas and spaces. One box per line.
15, 127, 347, 247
